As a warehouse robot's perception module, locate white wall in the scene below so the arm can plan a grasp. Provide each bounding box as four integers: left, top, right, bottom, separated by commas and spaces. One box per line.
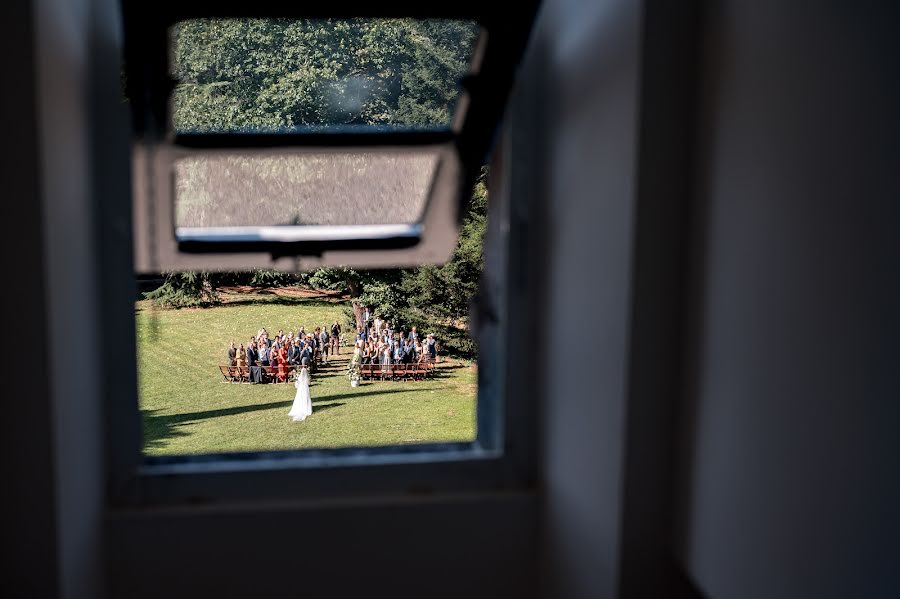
678, 2, 900, 597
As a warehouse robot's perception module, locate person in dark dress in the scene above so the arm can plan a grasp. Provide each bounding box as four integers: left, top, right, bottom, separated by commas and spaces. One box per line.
246, 342, 263, 384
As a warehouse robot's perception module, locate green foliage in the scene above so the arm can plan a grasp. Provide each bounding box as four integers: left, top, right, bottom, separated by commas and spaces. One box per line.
399, 172, 487, 356
326, 171, 488, 356
143, 271, 221, 308
249, 269, 297, 288
306, 267, 358, 291
154, 19, 487, 356
170, 18, 478, 132
354, 270, 409, 328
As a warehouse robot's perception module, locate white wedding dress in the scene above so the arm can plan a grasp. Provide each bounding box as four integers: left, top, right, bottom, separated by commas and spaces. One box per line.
288, 367, 312, 422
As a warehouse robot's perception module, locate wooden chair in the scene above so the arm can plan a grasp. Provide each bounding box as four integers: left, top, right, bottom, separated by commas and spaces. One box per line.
219, 365, 232, 382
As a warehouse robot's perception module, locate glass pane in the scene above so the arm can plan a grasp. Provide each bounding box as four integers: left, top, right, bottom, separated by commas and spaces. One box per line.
169, 18, 480, 133
174, 151, 439, 228
136, 172, 488, 458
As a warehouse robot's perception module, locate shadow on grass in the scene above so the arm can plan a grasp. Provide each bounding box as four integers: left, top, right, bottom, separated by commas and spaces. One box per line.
220, 296, 343, 309
142, 387, 432, 450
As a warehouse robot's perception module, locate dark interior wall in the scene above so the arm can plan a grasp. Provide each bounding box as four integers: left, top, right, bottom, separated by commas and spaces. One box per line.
1, 1, 60, 594
14, 0, 900, 597
677, 2, 900, 597
32, 0, 109, 596
519, 1, 645, 597
24, 0, 542, 597
108, 494, 537, 599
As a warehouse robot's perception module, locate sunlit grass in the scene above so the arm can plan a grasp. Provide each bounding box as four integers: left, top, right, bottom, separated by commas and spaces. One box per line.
136, 291, 477, 456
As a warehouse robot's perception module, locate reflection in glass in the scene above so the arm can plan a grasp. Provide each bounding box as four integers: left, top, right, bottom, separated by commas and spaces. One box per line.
173, 152, 439, 228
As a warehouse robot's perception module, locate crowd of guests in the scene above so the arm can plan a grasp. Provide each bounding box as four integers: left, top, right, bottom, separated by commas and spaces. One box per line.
351, 312, 438, 367
227, 321, 343, 384
224, 312, 439, 384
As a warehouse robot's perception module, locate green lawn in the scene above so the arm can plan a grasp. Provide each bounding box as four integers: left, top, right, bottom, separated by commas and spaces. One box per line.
136, 290, 477, 456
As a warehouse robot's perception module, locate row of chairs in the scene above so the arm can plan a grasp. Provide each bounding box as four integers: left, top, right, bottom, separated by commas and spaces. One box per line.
218, 365, 298, 383
359, 361, 437, 381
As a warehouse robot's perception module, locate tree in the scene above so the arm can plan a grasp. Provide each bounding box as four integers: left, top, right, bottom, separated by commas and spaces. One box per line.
307, 170, 488, 356
399, 171, 487, 356
307, 267, 404, 332
170, 18, 478, 132
148, 18, 488, 357
143, 271, 221, 308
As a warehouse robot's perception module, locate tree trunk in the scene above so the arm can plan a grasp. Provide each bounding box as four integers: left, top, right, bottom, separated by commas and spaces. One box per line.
351, 302, 364, 331
347, 276, 364, 331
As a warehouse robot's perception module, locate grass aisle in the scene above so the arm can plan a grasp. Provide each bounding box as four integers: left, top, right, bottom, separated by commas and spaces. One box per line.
136, 293, 477, 456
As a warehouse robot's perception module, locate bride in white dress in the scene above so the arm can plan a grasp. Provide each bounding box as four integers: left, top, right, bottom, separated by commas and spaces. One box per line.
288, 366, 312, 422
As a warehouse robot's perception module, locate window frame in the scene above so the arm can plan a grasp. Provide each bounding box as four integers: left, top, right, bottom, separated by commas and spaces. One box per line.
105, 122, 538, 507
122, 1, 541, 270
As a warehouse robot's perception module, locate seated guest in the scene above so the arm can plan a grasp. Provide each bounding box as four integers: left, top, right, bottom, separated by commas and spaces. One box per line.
227, 341, 237, 366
